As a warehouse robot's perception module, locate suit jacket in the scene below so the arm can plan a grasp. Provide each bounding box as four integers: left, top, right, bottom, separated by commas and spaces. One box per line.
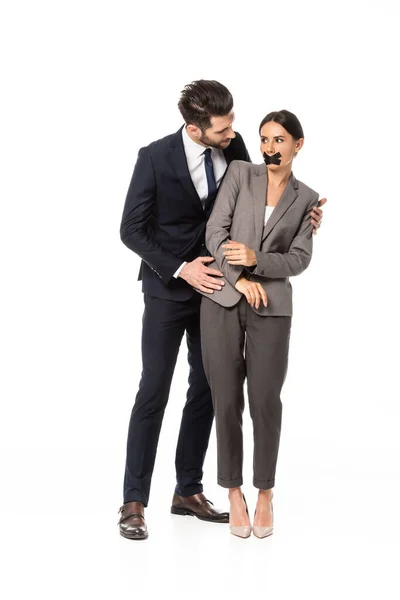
203, 160, 319, 316
120, 127, 251, 301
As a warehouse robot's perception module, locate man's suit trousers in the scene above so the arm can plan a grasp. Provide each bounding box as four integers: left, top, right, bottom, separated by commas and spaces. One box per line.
123, 294, 214, 505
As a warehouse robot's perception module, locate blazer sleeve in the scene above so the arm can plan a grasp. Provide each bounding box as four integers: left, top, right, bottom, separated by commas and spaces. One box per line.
120, 147, 184, 285
252, 193, 319, 279
205, 161, 244, 287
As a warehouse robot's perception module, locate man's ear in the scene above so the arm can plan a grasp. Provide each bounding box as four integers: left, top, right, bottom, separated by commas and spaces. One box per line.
186, 124, 201, 139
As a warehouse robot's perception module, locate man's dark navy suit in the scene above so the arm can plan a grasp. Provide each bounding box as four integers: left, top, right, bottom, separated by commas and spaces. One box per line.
120, 126, 250, 505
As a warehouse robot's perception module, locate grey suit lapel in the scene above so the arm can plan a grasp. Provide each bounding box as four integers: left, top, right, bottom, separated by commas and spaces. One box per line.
261, 169, 299, 242
252, 165, 268, 246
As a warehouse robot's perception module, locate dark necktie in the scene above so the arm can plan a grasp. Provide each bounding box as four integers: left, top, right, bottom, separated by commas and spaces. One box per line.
203, 148, 217, 215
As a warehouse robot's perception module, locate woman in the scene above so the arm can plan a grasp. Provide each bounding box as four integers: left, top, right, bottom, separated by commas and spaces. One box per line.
200, 110, 320, 538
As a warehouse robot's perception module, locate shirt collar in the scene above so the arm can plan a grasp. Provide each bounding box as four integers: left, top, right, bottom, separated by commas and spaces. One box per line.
182, 125, 211, 159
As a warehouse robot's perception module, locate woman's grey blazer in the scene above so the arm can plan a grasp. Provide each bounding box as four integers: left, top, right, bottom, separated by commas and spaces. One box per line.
202, 160, 319, 316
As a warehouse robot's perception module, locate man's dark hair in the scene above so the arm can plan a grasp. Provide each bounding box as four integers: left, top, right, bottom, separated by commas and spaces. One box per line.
178, 80, 233, 131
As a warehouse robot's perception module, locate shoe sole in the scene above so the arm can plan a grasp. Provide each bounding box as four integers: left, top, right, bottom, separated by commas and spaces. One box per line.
230, 531, 252, 539
119, 530, 148, 540
253, 531, 273, 539
170, 506, 228, 523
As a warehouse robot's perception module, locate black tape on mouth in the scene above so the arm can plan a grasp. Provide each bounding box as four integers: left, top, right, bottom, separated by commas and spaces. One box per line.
263, 152, 282, 166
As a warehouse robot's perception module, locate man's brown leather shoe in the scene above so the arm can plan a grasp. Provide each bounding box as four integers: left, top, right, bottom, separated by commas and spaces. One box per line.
118, 501, 148, 540
171, 492, 229, 523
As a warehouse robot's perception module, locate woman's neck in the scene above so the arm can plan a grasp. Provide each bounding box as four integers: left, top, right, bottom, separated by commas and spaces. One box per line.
267, 166, 292, 188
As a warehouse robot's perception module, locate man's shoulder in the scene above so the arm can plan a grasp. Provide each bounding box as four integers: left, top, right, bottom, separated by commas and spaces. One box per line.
140, 128, 182, 155
224, 130, 250, 162
230, 131, 245, 149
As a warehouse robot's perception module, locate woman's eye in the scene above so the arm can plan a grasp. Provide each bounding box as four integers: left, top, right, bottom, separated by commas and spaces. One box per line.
261, 138, 268, 143
276, 138, 284, 143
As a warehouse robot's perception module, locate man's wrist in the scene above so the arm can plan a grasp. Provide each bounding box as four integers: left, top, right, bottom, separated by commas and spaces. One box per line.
174, 261, 187, 279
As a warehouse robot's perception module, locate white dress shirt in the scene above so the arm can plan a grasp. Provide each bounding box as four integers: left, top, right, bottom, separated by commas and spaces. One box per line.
173, 127, 228, 278
264, 205, 275, 224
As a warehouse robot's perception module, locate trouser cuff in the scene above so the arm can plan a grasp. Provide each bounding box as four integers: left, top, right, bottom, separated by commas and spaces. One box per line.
218, 476, 243, 488
123, 491, 148, 507
175, 483, 203, 498
253, 478, 275, 490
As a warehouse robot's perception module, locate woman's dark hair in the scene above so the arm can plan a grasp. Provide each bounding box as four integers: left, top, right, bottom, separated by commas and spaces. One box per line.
178, 80, 233, 131
259, 109, 304, 140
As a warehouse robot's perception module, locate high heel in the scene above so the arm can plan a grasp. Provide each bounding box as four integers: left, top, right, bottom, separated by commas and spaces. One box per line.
229, 494, 252, 539
253, 500, 274, 539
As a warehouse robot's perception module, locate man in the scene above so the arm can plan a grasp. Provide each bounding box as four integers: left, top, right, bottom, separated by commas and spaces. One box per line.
118, 80, 325, 540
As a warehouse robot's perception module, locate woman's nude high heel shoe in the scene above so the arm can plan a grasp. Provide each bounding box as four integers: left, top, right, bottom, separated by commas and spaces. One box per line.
253, 500, 274, 538
230, 494, 252, 539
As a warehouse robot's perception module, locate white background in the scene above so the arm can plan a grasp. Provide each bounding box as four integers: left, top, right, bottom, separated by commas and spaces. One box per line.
1, 1, 400, 598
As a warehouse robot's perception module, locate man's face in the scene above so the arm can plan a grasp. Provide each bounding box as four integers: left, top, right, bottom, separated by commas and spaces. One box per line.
190, 112, 236, 149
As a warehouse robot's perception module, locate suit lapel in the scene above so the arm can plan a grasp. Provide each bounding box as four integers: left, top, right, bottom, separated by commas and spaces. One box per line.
170, 127, 203, 212
252, 165, 268, 246
261, 170, 299, 242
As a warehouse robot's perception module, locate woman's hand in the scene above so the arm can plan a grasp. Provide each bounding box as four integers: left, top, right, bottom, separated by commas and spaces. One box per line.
222, 241, 257, 267
234, 277, 268, 309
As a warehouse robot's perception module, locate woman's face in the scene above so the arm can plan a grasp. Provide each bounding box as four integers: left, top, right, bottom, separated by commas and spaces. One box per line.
260, 121, 304, 171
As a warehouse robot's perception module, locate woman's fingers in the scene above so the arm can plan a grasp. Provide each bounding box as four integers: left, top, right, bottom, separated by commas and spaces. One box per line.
244, 289, 253, 306
254, 287, 260, 309
254, 285, 263, 309
227, 255, 246, 264
257, 283, 268, 307
245, 287, 252, 306
243, 283, 267, 309
246, 284, 258, 308
222, 241, 242, 248
224, 249, 242, 258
